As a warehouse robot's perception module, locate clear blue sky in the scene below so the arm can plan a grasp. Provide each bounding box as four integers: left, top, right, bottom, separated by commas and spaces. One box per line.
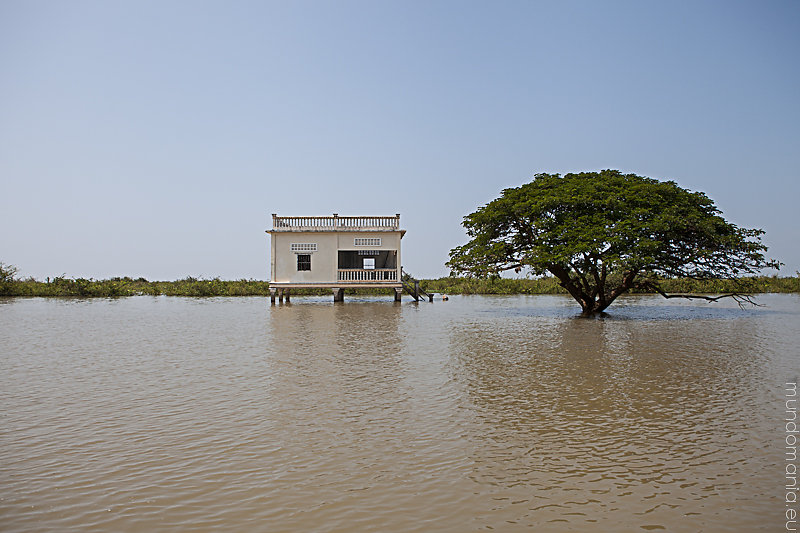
1, 0, 798, 280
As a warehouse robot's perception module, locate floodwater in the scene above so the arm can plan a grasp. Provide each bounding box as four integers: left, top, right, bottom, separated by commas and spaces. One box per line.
1, 294, 798, 532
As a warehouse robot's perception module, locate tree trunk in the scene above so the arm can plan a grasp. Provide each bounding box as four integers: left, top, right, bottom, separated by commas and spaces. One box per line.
548, 265, 639, 316
580, 301, 596, 316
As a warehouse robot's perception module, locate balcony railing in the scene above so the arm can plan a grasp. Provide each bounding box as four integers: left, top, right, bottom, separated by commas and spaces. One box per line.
338, 269, 398, 282
272, 214, 400, 230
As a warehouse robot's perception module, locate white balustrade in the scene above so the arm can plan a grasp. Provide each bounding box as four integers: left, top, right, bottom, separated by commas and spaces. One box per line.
272, 214, 400, 229
337, 269, 398, 282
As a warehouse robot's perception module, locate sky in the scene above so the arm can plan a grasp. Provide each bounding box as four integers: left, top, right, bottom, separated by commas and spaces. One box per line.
1, 0, 798, 280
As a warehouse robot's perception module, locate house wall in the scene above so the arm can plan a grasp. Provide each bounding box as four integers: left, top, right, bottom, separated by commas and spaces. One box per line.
270, 231, 402, 284
336, 232, 402, 253
271, 232, 337, 284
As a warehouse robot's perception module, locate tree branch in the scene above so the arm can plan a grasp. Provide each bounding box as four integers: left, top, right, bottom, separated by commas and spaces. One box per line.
548, 264, 589, 308
587, 255, 603, 300
497, 263, 524, 272
606, 269, 639, 303
637, 281, 761, 308
569, 261, 592, 295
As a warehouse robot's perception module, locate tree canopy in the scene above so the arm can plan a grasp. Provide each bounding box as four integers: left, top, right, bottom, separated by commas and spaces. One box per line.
447, 170, 780, 315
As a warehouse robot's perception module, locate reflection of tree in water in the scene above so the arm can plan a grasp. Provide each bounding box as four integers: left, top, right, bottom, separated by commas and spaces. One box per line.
448, 313, 775, 529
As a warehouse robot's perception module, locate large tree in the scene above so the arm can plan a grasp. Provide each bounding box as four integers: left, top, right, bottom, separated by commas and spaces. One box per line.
447, 170, 780, 315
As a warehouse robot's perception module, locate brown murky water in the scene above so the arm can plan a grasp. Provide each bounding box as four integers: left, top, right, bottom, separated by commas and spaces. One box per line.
1, 294, 798, 531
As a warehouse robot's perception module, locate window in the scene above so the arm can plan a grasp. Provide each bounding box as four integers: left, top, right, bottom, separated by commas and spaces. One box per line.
363, 258, 375, 270
354, 238, 381, 246
291, 243, 317, 252
297, 254, 311, 271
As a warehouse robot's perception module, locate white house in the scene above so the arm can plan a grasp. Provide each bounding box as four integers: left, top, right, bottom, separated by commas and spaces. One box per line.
267, 214, 405, 302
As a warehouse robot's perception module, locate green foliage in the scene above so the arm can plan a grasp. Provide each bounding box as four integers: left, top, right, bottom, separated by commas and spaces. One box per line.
0, 262, 20, 296
447, 170, 781, 314
422, 276, 566, 295
0, 262, 18, 283
0, 265, 797, 299
425, 275, 799, 295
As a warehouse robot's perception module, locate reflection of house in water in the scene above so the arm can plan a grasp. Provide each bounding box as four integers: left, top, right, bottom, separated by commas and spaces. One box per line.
267, 214, 405, 303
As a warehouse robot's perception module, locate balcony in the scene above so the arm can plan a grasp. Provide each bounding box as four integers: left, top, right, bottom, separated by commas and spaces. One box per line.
271, 214, 401, 231
337, 269, 398, 282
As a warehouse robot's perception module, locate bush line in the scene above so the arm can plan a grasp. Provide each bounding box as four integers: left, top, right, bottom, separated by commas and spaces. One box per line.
1, 274, 798, 298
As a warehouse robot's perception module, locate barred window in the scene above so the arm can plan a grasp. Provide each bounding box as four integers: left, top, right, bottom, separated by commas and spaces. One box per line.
354, 238, 381, 246
297, 254, 311, 271
291, 243, 317, 252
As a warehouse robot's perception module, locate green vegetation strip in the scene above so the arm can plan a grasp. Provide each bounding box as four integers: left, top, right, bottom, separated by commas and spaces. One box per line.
423, 275, 800, 295
1, 273, 798, 298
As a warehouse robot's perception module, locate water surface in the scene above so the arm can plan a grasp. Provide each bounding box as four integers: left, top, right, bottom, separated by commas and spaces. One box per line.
1, 294, 798, 531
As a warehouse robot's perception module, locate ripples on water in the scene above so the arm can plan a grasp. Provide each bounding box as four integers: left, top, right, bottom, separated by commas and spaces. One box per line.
1, 294, 798, 531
